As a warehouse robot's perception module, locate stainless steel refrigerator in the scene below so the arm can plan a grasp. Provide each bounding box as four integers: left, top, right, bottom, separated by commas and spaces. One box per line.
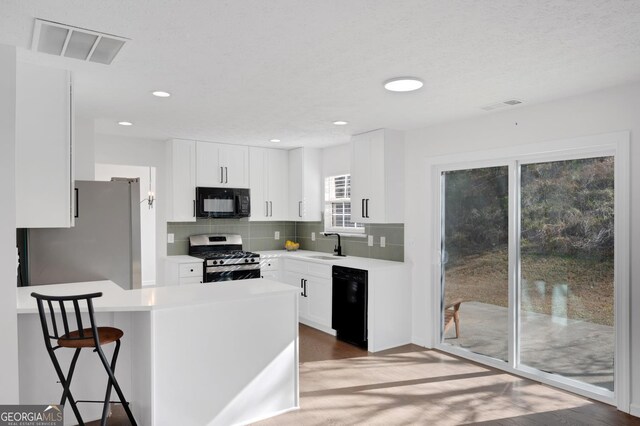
27, 179, 142, 290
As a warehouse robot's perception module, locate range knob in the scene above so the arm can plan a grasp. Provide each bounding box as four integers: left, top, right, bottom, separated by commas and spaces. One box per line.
252, 258, 257, 263
212, 260, 218, 265
244, 259, 249, 263
219, 260, 224, 265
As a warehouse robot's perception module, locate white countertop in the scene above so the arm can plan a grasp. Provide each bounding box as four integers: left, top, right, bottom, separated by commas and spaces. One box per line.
256, 249, 406, 270
17, 279, 297, 314
163, 255, 202, 263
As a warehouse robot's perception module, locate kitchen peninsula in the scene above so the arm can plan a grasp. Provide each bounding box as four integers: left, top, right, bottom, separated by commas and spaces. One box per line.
17, 279, 299, 426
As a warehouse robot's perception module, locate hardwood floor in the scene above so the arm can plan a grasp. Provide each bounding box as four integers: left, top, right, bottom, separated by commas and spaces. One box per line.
257, 324, 639, 425
84, 324, 640, 425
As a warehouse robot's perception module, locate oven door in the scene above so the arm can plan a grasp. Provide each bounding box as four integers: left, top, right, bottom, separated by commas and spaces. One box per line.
205, 265, 261, 282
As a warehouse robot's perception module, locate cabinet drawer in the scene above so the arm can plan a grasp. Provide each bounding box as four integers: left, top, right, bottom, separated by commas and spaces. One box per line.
179, 263, 203, 277
307, 263, 331, 278
284, 259, 307, 274
260, 258, 280, 271
180, 276, 203, 285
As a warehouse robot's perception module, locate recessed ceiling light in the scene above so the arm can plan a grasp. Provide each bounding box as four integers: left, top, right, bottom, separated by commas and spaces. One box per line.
383, 77, 423, 92
152, 91, 171, 98
333, 121, 349, 125
118, 121, 133, 126
269, 139, 281, 143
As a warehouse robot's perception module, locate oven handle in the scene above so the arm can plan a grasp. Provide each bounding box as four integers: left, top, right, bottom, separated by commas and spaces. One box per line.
206, 264, 261, 273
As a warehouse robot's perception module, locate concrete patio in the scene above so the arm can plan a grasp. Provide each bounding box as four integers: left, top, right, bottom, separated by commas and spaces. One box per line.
443, 301, 614, 391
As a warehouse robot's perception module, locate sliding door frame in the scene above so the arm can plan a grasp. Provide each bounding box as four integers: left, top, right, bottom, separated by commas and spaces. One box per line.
427, 131, 630, 411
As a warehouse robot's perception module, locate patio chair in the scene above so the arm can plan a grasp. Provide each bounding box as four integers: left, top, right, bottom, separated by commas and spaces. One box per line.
444, 299, 463, 338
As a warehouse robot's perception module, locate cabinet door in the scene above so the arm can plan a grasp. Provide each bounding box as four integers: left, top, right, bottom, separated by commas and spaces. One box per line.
16, 63, 73, 228
219, 145, 249, 188
306, 276, 332, 328
288, 148, 304, 220
196, 141, 222, 187
267, 149, 289, 220
169, 140, 196, 222
350, 133, 371, 222
284, 271, 308, 317
365, 130, 386, 222
249, 147, 268, 220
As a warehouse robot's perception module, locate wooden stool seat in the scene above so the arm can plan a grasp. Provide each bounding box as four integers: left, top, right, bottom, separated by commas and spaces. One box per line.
58, 326, 124, 348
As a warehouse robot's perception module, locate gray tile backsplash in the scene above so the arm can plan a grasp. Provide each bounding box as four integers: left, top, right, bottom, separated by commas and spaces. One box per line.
167, 219, 404, 261
167, 219, 295, 255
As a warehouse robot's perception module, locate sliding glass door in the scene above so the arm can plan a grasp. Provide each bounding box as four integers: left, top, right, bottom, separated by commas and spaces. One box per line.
441, 166, 509, 361
436, 142, 625, 405
519, 157, 615, 391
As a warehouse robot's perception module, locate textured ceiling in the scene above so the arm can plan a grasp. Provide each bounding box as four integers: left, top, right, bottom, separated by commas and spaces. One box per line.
1, 1, 640, 148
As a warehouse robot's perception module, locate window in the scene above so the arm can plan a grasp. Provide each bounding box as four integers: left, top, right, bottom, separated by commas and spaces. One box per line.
324, 174, 365, 234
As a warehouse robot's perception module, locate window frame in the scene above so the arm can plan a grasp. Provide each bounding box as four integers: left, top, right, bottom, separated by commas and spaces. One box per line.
323, 174, 365, 236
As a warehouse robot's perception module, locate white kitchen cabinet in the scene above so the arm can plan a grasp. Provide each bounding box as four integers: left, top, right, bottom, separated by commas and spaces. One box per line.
196, 141, 249, 188
283, 259, 332, 333
249, 147, 289, 221
166, 139, 196, 222
288, 147, 322, 221
260, 257, 281, 280
16, 62, 74, 228
165, 256, 203, 285
350, 129, 404, 223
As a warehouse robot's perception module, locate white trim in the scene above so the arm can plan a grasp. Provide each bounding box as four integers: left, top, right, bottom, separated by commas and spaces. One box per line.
613, 136, 631, 412
630, 403, 640, 418
426, 130, 630, 409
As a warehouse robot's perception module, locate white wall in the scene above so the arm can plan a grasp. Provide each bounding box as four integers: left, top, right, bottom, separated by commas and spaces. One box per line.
95, 164, 157, 286
95, 134, 167, 284
404, 81, 640, 413
0, 44, 19, 403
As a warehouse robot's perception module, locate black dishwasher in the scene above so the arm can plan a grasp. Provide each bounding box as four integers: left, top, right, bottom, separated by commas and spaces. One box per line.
332, 266, 368, 349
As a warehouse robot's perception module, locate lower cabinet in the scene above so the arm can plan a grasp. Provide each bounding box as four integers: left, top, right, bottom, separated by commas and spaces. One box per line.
260, 258, 281, 280
283, 259, 332, 332
165, 258, 204, 285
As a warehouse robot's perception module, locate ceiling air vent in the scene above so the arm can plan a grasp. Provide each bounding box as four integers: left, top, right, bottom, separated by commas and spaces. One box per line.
481, 99, 524, 111
31, 18, 129, 65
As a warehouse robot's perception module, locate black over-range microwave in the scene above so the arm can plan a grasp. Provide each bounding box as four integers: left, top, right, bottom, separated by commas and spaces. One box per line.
195, 187, 251, 218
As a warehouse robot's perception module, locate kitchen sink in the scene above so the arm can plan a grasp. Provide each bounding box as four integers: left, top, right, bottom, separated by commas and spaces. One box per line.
305, 255, 344, 261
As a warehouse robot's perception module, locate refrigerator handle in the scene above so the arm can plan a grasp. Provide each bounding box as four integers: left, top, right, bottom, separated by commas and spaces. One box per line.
74, 188, 79, 218
193, 200, 196, 217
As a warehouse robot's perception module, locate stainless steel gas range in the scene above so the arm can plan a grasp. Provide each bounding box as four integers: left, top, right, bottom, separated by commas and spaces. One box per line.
188, 234, 260, 282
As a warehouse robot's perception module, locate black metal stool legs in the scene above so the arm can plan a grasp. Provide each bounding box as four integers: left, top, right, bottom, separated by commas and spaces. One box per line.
95, 341, 137, 426
47, 347, 84, 425
100, 340, 120, 426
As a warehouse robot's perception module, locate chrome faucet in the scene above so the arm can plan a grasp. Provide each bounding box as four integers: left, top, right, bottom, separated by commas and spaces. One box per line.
323, 233, 345, 257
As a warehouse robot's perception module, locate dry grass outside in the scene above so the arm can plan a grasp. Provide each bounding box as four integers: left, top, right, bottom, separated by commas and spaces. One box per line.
444, 248, 614, 326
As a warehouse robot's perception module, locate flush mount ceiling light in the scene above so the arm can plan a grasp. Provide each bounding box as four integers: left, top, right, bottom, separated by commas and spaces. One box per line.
383, 77, 423, 92
152, 91, 171, 98
118, 121, 133, 126
269, 139, 281, 143
32, 18, 129, 65
333, 121, 349, 125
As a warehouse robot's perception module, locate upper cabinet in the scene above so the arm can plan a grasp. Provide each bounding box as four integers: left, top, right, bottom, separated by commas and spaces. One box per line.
288, 147, 322, 222
350, 129, 404, 223
196, 142, 249, 188
249, 147, 289, 221
16, 62, 74, 228
166, 139, 196, 222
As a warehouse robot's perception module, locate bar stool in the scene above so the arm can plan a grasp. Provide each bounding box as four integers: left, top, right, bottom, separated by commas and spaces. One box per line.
31, 291, 137, 426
